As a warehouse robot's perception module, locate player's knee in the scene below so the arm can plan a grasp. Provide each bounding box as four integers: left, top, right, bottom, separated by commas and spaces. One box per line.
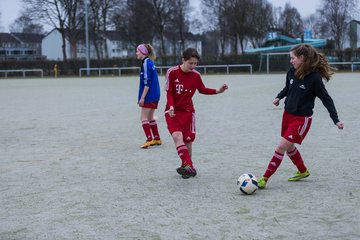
275, 145, 287, 154
172, 132, 183, 143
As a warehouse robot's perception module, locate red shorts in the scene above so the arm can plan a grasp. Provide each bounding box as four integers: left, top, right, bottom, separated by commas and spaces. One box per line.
165, 111, 196, 142
142, 101, 158, 109
281, 111, 312, 144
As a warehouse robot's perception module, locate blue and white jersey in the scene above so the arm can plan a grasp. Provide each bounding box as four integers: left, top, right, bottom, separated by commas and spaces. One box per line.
138, 57, 160, 103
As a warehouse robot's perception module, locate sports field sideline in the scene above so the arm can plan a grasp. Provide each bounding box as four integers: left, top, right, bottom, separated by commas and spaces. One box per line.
1, 73, 359, 239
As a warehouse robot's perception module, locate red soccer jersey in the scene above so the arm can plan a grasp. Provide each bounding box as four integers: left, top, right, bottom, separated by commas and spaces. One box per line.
165, 65, 217, 112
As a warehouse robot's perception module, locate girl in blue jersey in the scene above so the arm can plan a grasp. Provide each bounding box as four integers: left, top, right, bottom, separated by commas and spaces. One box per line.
258, 44, 344, 189
136, 44, 162, 148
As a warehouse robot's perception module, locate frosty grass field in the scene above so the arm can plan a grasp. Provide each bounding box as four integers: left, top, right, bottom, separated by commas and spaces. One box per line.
1, 73, 359, 239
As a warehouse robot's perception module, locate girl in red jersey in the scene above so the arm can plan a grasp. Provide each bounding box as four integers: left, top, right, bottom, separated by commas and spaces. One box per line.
257, 44, 344, 189
165, 48, 228, 179
136, 44, 162, 149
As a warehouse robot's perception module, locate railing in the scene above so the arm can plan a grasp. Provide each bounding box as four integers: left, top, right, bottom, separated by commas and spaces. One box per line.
79, 67, 137, 77
79, 64, 253, 77
196, 64, 253, 75
3, 61, 359, 79
0, 69, 44, 78
261, 52, 360, 73
329, 62, 360, 72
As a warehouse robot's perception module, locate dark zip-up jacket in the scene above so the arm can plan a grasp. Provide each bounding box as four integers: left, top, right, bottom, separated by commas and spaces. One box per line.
276, 67, 339, 124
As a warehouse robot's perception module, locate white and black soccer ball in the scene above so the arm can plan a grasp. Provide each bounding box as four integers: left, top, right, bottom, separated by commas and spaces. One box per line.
237, 173, 258, 195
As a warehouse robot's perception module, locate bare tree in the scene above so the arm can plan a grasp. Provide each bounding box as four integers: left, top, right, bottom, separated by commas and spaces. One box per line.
202, 0, 229, 57
23, 0, 84, 61
203, 0, 246, 55
280, 3, 303, 38
64, 0, 83, 59
226, 0, 248, 54
87, 0, 103, 59
272, 6, 282, 30
247, 0, 274, 49
171, 0, 191, 51
150, 0, 174, 56
110, 0, 191, 57
303, 14, 321, 39
9, 15, 45, 34
87, 0, 107, 59
218, 0, 274, 53
86, 0, 121, 59
112, 0, 154, 49
203, 0, 268, 55
318, 0, 358, 49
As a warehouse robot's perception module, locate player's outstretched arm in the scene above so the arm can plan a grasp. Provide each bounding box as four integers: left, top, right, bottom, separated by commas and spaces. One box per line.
216, 84, 228, 94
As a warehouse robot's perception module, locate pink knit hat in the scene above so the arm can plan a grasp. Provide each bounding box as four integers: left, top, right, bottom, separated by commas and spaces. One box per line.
137, 44, 149, 55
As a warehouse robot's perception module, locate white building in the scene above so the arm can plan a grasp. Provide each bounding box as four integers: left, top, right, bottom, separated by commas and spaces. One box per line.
42, 29, 68, 61
105, 31, 131, 58
42, 29, 99, 60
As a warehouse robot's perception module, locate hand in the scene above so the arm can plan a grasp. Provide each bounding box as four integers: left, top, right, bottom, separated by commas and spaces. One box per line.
336, 121, 344, 130
217, 84, 228, 94
273, 98, 280, 106
138, 98, 145, 107
166, 107, 175, 117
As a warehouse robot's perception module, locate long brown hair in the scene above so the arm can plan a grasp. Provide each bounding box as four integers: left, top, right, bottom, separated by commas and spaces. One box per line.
290, 44, 336, 82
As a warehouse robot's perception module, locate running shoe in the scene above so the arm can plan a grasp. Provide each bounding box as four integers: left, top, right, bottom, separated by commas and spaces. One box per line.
257, 176, 267, 189
150, 139, 162, 146
140, 141, 152, 149
176, 167, 183, 176
176, 165, 197, 179
288, 170, 310, 181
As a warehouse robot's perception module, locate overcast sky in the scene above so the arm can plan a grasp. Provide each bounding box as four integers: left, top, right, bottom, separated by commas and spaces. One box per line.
0, 0, 322, 32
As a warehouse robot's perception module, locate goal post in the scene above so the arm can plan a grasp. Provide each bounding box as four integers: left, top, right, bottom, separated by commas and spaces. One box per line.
259, 52, 291, 73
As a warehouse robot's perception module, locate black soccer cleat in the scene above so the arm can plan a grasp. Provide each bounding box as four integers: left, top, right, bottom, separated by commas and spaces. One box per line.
177, 165, 197, 179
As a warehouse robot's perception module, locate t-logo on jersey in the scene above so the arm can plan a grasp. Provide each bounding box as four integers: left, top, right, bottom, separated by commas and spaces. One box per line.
176, 84, 184, 94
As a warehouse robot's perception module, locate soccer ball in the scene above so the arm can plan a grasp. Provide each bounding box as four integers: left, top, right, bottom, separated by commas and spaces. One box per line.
237, 173, 258, 195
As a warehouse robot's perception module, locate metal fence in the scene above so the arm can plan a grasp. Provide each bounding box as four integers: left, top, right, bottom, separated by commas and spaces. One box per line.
78, 64, 253, 77
2, 61, 360, 78
260, 52, 360, 73
0, 69, 44, 78
329, 62, 360, 72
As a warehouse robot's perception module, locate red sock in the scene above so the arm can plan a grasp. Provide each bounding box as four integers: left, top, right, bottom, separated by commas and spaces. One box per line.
287, 147, 307, 173
176, 145, 193, 167
263, 151, 284, 179
149, 120, 160, 140
141, 120, 152, 141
